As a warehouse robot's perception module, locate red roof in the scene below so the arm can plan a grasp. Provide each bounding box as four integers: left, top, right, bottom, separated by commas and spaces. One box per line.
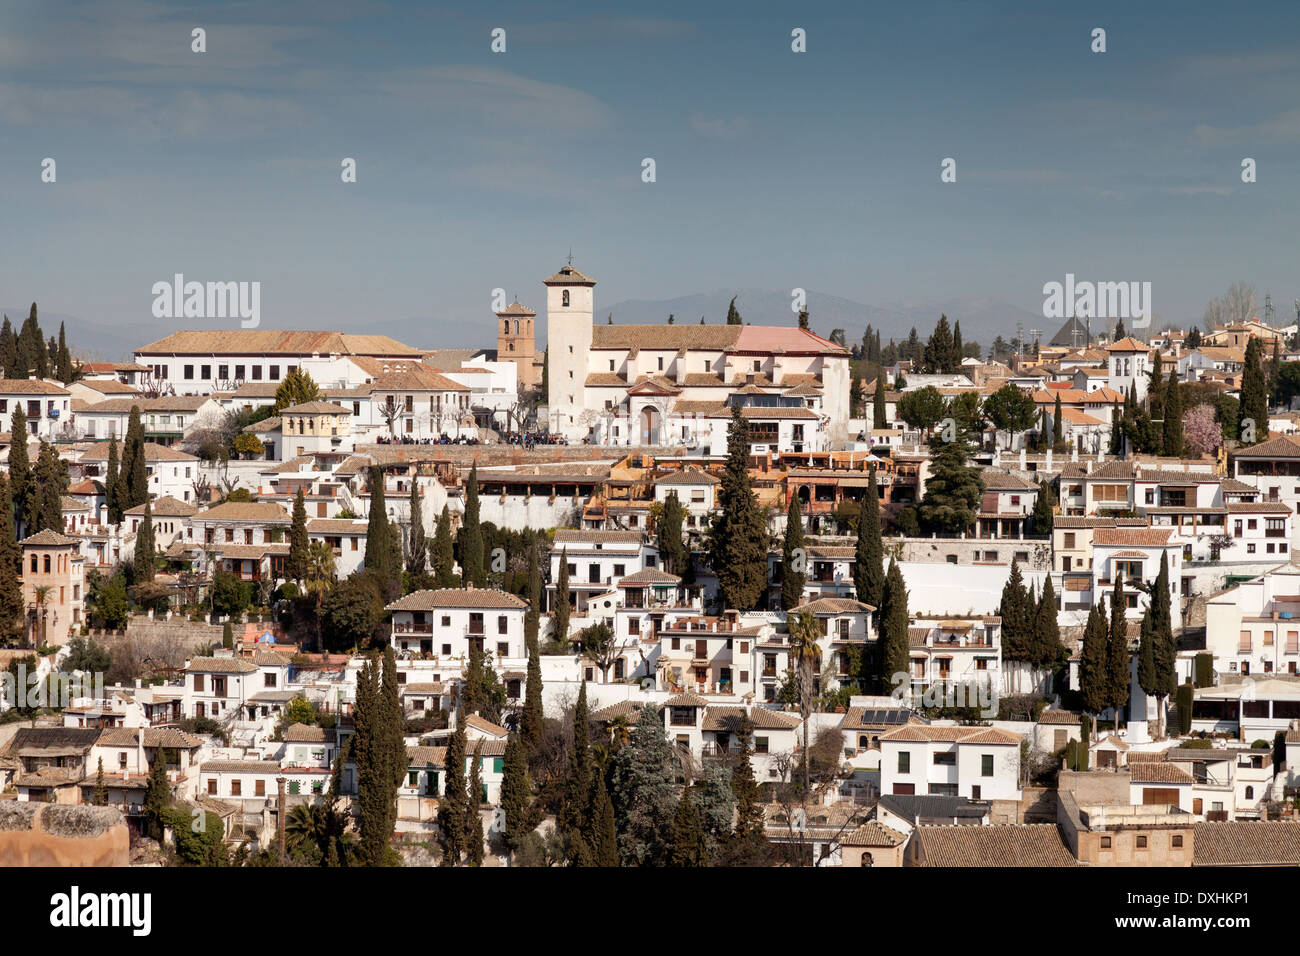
733, 326, 847, 355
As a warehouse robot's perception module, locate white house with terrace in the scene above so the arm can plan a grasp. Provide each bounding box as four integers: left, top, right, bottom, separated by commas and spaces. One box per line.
1204, 564, 1300, 678
547, 529, 658, 618
878, 724, 1023, 802
0, 379, 72, 438
385, 587, 529, 665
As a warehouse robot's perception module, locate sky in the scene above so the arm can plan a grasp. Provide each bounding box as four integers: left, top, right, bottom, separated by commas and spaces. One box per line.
2, 0, 1299, 354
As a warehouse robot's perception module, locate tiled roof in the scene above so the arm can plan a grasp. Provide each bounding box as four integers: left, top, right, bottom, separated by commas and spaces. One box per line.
543, 264, 596, 286
663, 692, 710, 708
497, 301, 536, 317
589, 700, 644, 722
655, 467, 720, 486
136, 330, 423, 357
18, 529, 79, 547
1129, 762, 1194, 784
553, 529, 644, 545
78, 441, 198, 462
385, 588, 528, 611
200, 760, 284, 774
1233, 435, 1300, 459
700, 706, 801, 732
914, 824, 1077, 867
880, 725, 1022, 745
1093, 528, 1173, 548
1193, 822, 1300, 866
194, 501, 291, 523
1037, 709, 1080, 725
0, 379, 70, 395
1106, 336, 1151, 352
280, 400, 352, 415
617, 568, 681, 585
842, 821, 907, 848
464, 714, 510, 737
186, 656, 259, 674
284, 723, 331, 743
792, 597, 875, 615
96, 727, 204, 749
125, 496, 197, 517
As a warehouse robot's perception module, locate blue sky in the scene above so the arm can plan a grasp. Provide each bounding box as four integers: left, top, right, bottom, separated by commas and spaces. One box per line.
2, 0, 1299, 353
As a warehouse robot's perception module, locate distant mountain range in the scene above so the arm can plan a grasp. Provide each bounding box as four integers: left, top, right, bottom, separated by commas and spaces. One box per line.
7, 292, 1047, 362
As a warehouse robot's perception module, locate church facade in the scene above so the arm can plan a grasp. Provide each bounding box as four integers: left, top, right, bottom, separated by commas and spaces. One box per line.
542, 262, 852, 449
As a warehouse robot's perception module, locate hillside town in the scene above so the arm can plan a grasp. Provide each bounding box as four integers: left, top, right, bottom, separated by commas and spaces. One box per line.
5, 273, 1300, 869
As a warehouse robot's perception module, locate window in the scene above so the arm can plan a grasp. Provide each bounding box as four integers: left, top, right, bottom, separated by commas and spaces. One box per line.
183, 364, 194, 379
497, 642, 508, 657
933, 752, 956, 766
255, 780, 265, 797
1136, 835, 1148, 849
1172, 834, 1183, 848
441, 615, 450, 627
498, 615, 508, 634
269, 365, 280, 380
1100, 836, 1111, 849
981, 754, 994, 777
898, 752, 910, 773
193, 675, 205, 692
201, 364, 211, 379
754, 736, 769, 754
207, 779, 217, 795
562, 290, 570, 307
231, 780, 242, 797
1064, 533, 1075, 549
234, 365, 245, 380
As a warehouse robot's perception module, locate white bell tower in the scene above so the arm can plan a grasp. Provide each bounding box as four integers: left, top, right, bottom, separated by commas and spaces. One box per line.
544, 259, 596, 439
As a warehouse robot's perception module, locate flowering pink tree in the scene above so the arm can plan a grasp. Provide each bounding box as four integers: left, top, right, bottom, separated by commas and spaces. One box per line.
1183, 403, 1222, 456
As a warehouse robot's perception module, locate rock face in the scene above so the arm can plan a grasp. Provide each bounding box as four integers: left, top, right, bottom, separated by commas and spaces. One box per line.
0, 803, 130, 866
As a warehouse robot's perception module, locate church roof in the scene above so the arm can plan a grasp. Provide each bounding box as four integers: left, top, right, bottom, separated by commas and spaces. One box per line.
543, 264, 596, 286
497, 301, 536, 317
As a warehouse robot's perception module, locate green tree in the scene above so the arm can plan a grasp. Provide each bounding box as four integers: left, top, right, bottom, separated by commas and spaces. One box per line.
554, 548, 571, 644
923, 314, 957, 374
431, 505, 456, 588
459, 464, 485, 587
1029, 479, 1055, 536
878, 559, 910, 693
983, 384, 1037, 449
609, 705, 679, 865
405, 483, 428, 589
28, 440, 70, 535
854, 469, 885, 609
122, 407, 148, 510
0, 473, 25, 642
1149, 552, 1177, 737
725, 295, 743, 326
93, 757, 108, 806
669, 788, 708, 866
8, 405, 30, 529
1162, 370, 1183, 457
918, 436, 984, 536
1106, 581, 1131, 729
1078, 602, 1108, 733
657, 492, 687, 576
133, 499, 156, 583
872, 379, 887, 429
143, 748, 172, 842
354, 653, 399, 866
439, 717, 468, 864
729, 719, 764, 848
559, 682, 594, 848
1240, 337, 1268, 445
466, 743, 485, 866
272, 367, 323, 414
589, 769, 619, 867
999, 560, 1034, 664
1032, 576, 1065, 673
499, 732, 534, 855
780, 495, 806, 610
897, 386, 944, 435
520, 544, 544, 752
364, 468, 402, 593
287, 489, 309, 584
708, 406, 768, 612
105, 437, 123, 525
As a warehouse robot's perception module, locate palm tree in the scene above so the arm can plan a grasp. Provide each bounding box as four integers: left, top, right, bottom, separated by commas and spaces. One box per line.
285, 802, 352, 865
30, 585, 54, 648
787, 609, 823, 800
303, 541, 337, 650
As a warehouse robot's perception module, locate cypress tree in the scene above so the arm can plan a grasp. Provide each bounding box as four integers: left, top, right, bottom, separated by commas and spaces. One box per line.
405, 482, 428, 588
1052, 393, 1063, 447
1150, 552, 1177, 736
105, 437, 122, 524
730, 718, 764, 844
287, 488, 309, 584
708, 406, 768, 612
1162, 370, 1183, 457
590, 769, 619, 867
499, 732, 533, 855
952, 320, 964, 369
780, 494, 806, 611
1137, 607, 1157, 727
725, 296, 743, 325
657, 492, 687, 576
1032, 575, 1064, 673
923, 314, 957, 374
222, 620, 233, 649
669, 788, 708, 866
1079, 602, 1108, 725
439, 717, 468, 864
1106, 580, 1131, 729
879, 559, 910, 694
872, 379, 886, 429
466, 743, 485, 866
364, 468, 401, 591
380, 645, 404, 844
55, 323, 72, 384
133, 499, 156, 583
854, 469, 885, 609
999, 560, 1033, 663
1240, 338, 1268, 445
123, 407, 147, 509
143, 748, 172, 842
30, 441, 69, 534
521, 543, 544, 751
431, 505, 456, 588
0, 473, 24, 643
554, 548, 571, 644
9, 405, 29, 530
1029, 479, 1055, 536
354, 655, 383, 864
93, 757, 108, 806
0, 316, 15, 378
559, 683, 593, 840
460, 464, 484, 587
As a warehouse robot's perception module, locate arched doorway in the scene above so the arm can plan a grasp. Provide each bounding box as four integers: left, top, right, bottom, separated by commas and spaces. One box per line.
640, 406, 660, 444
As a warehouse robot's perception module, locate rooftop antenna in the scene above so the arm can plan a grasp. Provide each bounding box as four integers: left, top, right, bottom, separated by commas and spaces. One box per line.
566, 247, 574, 267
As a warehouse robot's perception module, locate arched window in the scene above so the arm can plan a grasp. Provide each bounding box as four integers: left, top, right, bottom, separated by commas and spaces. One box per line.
503, 320, 509, 333
43, 554, 51, 573
562, 289, 570, 307
1245, 786, 1254, 799
514, 320, 520, 334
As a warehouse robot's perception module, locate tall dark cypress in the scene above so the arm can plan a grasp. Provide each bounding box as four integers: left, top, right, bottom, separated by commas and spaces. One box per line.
1162, 369, 1183, 457
364, 467, 401, 592
0, 316, 16, 378
657, 492, 686, 576
554, 548, 571, 643
105, 437, 122, 524
133, 499, 156, 583
708, 406, 767, 612
123, 407, 148, 510
521, 543, 544, 751
999, 560, 1032, 663
460, 464, 484, 586
405, 482, 427, 588
55, 323, 72, 384
439, 717, 468, 864
780, 494, 806, 611
854, 469, 885, 608
466, 743, 485, 866
725, 296, 743, 325
287, 488, 309, 583
669, 789, 707, 866
879, 559, 910, 693
0, 473, 23, 643
589, 769, 619, 867
499, 731, 533, 854
1106, 577, 1131, 728
872, 379, 886, 429
1240, 338, 1268, 445
9, 405, 29, 531
559, 682, 593, 840
431, 505, 456, 588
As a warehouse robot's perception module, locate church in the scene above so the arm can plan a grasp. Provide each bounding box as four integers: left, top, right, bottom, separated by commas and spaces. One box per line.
537, 261, 852, 449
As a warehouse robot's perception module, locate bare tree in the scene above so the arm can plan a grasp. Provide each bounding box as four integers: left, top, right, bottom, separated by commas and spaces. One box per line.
378, 396, 403, 437
1203, 282, 1257, 331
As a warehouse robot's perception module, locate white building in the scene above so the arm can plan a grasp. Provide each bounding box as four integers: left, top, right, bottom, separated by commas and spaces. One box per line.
878, 724, 1023, 801
385, 587, 529, 663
